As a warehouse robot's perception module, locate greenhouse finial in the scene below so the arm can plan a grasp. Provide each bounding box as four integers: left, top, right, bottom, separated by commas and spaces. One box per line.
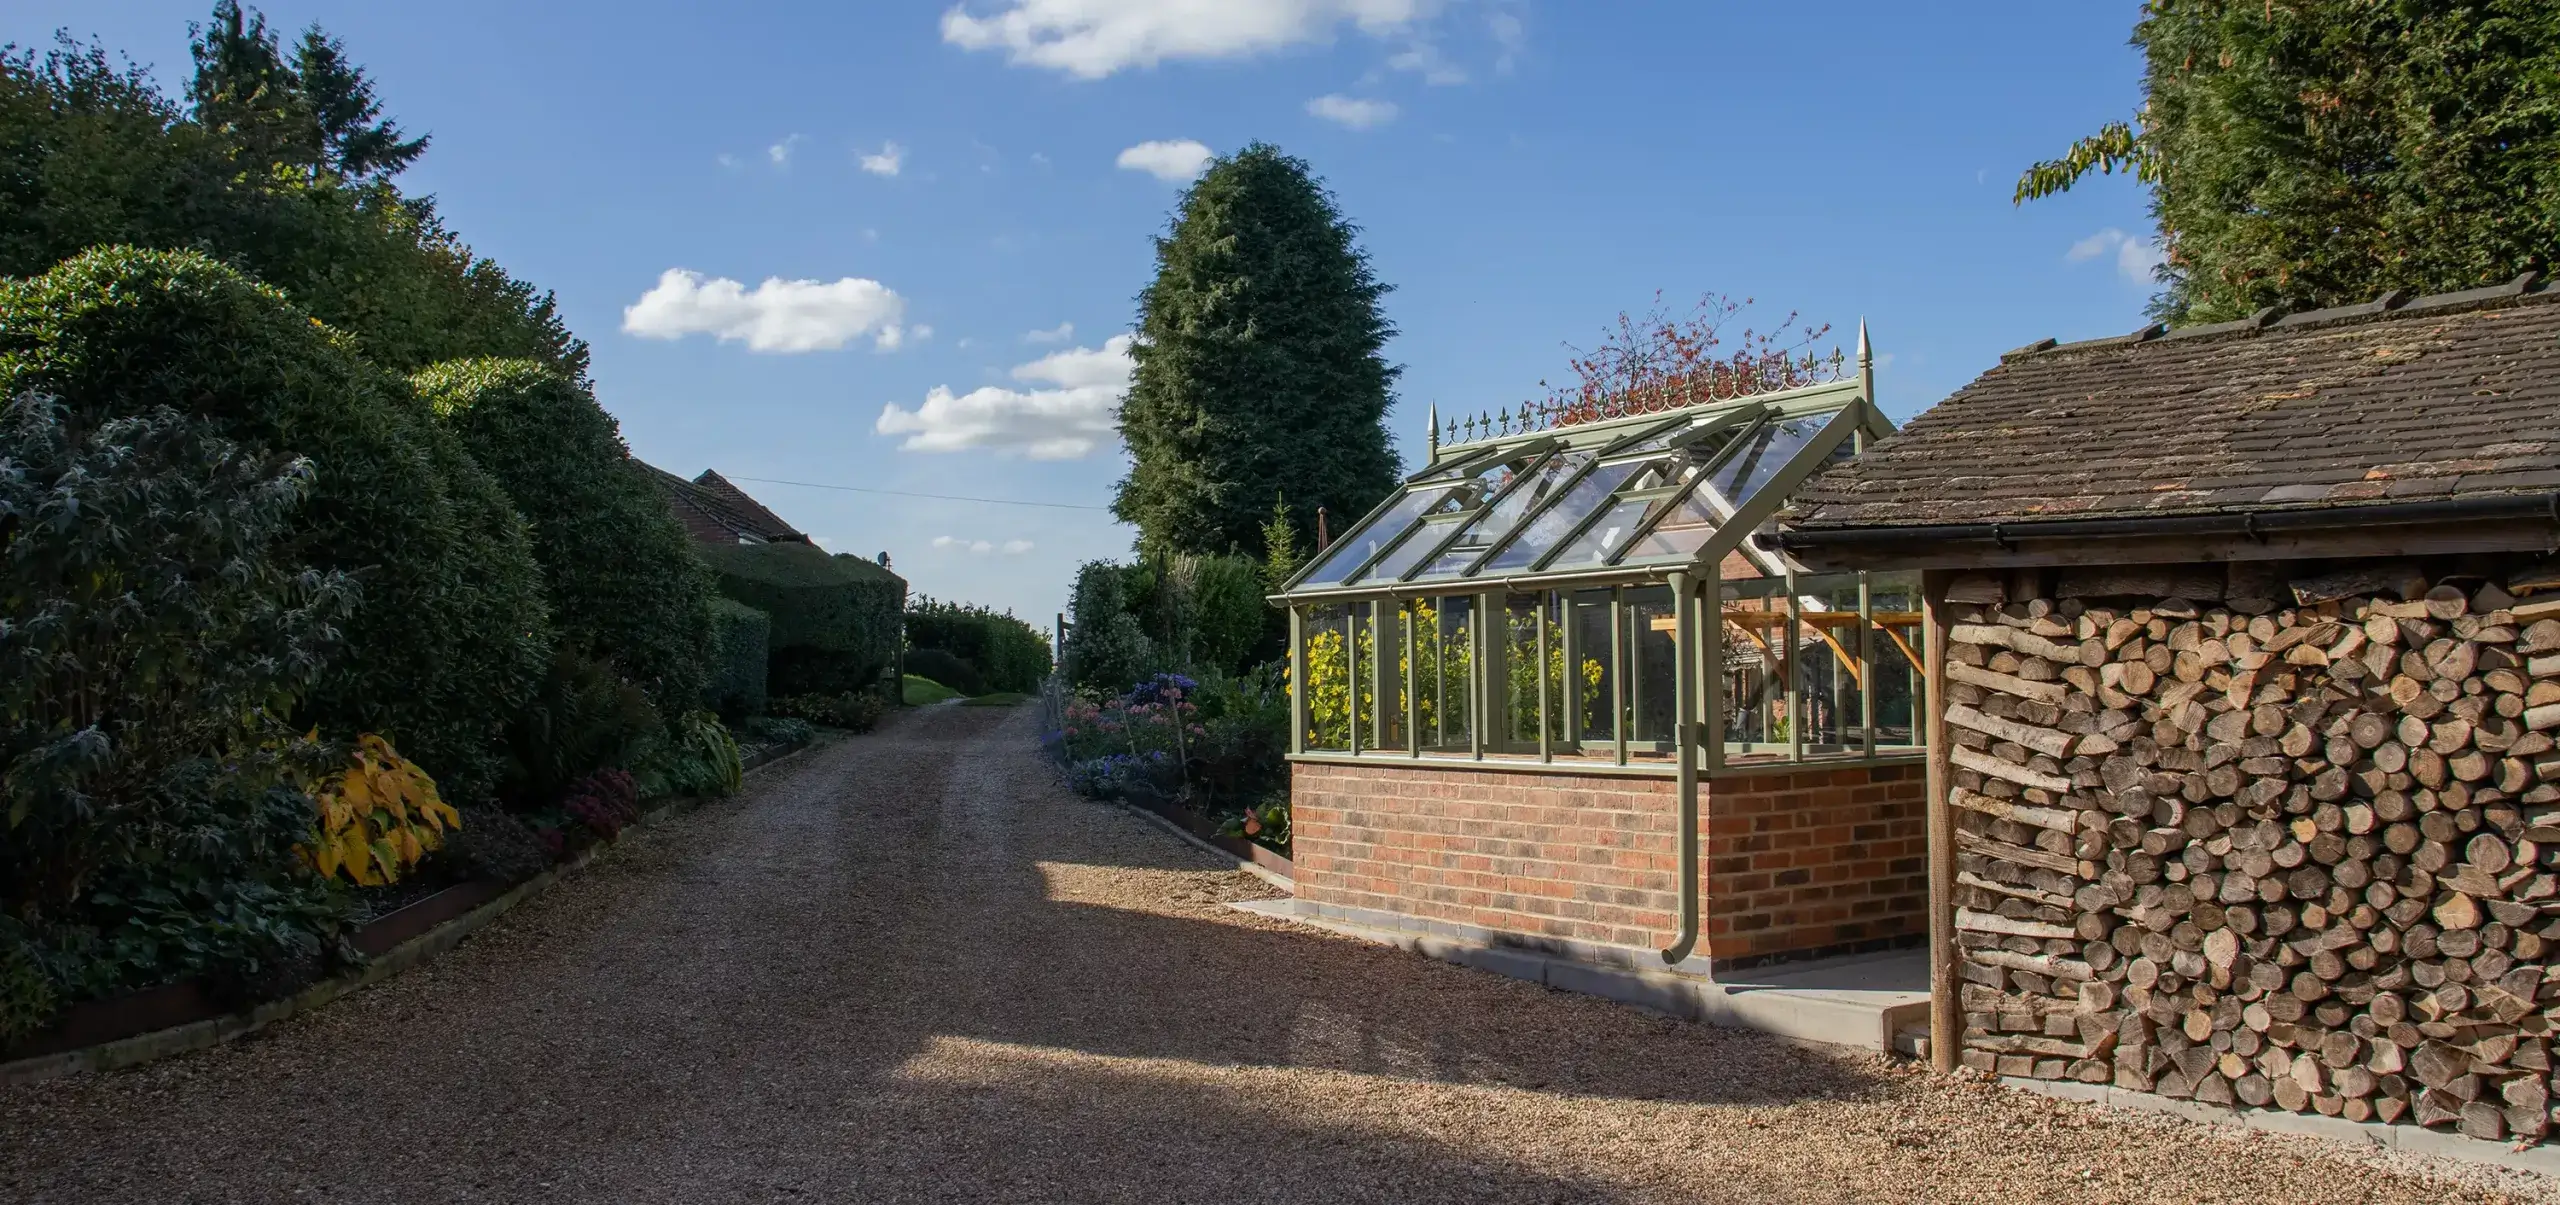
1426, 401, 1439, 455
1857, 318, 1871, 368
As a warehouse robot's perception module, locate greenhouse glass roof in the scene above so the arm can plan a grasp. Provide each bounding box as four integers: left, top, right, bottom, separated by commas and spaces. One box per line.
1277, 363, 1888, 601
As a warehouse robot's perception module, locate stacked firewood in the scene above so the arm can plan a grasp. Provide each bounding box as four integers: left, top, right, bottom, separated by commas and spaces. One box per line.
1948, 559, 2560, 1142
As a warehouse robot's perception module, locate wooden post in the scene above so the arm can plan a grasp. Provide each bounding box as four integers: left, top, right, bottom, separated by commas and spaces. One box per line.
1346, 606, 1362, 755
1785, 571, 1804, 763
1701, 558, 1724, 773
1537, 591, 1553, 762
1288, 606, 1307, 755
1370, 598, 1395, 751
1561, 592, 1583, 748
1404, 600, 1422, 760
1857, 572, 1876, 758
1471, 592, 1491, 760
1921, 568, 1957, 1073
1610, 586, 1628, 766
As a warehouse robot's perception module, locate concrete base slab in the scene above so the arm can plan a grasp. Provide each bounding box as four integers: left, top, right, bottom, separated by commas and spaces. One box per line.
2004, 1075, 2560, 1177
1231, 898, 1926, 1054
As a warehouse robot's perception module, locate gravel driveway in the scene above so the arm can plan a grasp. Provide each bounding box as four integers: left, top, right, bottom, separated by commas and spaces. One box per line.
2, 704, 2549, 1203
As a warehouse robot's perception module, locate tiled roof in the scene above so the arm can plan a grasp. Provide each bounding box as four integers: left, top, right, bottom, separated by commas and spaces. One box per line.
1784, 275, 2560, 531
643, 464, 806, 545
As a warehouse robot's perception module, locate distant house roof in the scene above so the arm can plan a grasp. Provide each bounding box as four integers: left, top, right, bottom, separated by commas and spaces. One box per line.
645, 464, 808, 545
1782, 274, 2560, 543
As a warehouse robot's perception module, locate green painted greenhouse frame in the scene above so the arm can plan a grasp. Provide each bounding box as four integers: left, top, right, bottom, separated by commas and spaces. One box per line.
1272, 327, 1930, 779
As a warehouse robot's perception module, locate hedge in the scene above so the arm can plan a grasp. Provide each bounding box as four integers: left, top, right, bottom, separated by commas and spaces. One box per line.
905, 598, 1053, 694
696, 542, 905, 696
704, 598, 771, 718
413, 358, 715, 716
902, 648, 985, 697
0, 247, 555, 804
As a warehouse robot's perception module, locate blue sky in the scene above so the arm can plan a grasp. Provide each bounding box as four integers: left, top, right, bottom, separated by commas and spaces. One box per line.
14, 1, 2160, 628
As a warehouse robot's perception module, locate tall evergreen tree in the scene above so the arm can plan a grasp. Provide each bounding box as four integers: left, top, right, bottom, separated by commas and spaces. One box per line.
188, 2, 426, 183
1115, 143, 1400, 559
2018, 1, 2560, 323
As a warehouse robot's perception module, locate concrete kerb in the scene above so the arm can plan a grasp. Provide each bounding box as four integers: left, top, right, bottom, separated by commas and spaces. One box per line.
2002, 1075, 2560, 1178
0, 734, 827, 1088
1106, 797, 1294, 893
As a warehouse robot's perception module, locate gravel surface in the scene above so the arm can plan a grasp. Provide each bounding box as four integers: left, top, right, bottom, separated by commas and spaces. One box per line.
4, 704, 2553, 1204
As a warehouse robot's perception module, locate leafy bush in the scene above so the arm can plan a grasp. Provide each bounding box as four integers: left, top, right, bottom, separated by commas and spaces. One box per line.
415, 358, 715, 716
739, 715, 814, 746
698, 541, 905, 696
560, 769, 639, 843
1047, 667, 1291, 844
0, 389, 357, 1025
703, 598, 770, 718
1064, 560, 1160, 694
501, 651, 658, 808
0, 247, 555, 805
302, 734, 459, 886
903, 648, 986, 697
441, 805, 550, 885
639, 710, 741, 798
0, 919, 53, 1045
905, 597, 1052, 693
769, 692, 886, 732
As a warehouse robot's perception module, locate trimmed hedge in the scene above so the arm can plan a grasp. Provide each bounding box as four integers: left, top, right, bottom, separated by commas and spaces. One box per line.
697, 542, 905, 696
704, 598, 771, 718
0, 247, 553, 803
905, 598, 1053, 694
414, 358, 715, 716
902, 648, 985, 697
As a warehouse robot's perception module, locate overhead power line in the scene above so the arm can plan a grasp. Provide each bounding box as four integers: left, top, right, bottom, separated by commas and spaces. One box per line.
723, 475, 1113, 512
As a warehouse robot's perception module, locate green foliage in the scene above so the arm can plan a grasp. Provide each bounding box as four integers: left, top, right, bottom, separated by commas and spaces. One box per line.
501, 651, 658, 807
415, 357, 714, 716
738, 715, 813, 746
904, 596, 1052, 693
0, 247, 555, 804
2019, 2, 2560, 321
634, 710, 740, 799
903, 675, 964, 706
440, 804, 549, 885
0, 390, 356, 1025
769, 692, 886, 732
0, 34, 583, 378
702, 598, 770, 719
1063, 560, 1161, 694
903, 648, 987, 697
1115, 142, 1401, 559
699, 541, 905, 696
1261, 494, 1302, 591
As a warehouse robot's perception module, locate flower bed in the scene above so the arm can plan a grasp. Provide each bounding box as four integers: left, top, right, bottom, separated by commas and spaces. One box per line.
1046, 670, 1292, 857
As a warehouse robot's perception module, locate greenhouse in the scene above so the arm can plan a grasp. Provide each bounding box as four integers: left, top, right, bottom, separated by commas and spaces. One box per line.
1274, 329, 1932, 974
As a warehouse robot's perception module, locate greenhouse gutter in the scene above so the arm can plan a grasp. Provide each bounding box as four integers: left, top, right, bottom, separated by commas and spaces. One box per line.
1767, 492, 2560, 564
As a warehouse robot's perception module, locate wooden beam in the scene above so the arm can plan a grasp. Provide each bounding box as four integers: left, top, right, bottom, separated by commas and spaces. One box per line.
1922, 568, 1958, 1074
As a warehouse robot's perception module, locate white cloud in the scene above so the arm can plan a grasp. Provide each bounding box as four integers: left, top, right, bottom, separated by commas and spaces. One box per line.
943, 0, 1434, 79
1025, 321, 1074, 343
876, 333, 1135, 460
933, 535, 1033, 555
1116, 138, 1213, 181
2068, 228, 2166, 284
1307, 93, 1398, 129
1488, 9, 1522, 73
1002, 539, 1036, 554
860, 140, 905, 176
623, 269, 910, 353
716, 152, 740, 170
1386, 41, 1464, 84
768, 134, 802, 166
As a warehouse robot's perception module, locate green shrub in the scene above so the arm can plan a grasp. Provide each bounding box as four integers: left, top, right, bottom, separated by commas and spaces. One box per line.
414, 358, 714, 716
0, 920, 54, 1045
703, 598, 771, 718
1064, 560, 1160, 693
739, 715, 814, 746
441, 805, 551, 885
698, 542, 905, 695
501, 651, 658, 807
905, 597, 1053, 693
903, 648, 986, 696
769, 692, 886, 732
0, 247, 555, 804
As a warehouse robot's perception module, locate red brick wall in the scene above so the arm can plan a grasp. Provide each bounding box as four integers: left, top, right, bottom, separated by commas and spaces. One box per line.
1702, 765, 1929, 962
1291, 760, 1927, 964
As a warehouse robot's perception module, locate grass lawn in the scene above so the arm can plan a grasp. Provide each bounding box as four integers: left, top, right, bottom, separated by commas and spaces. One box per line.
902, 675, 962, 705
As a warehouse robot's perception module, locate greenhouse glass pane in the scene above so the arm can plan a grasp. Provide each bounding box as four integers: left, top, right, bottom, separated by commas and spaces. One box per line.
1294, 483, 1459, 586
1412, 450, 1591, 579
1618, 485, 1723, 562
1479, 461, 1642, 573
1707, 411, 1840, 507
1543, 495, 1656, 570
1358, 516, 1462, 583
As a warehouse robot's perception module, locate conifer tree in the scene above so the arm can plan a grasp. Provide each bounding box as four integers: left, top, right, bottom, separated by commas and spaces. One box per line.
1115, 143, 1400, 558
2019, 2, 2560, 322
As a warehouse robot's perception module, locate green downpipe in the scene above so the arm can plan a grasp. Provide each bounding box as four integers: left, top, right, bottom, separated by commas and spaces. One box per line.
1662, 570, 1700, 966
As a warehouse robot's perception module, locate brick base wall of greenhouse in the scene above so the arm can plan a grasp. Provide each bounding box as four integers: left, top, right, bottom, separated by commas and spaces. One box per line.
1288, 760, 1928, 968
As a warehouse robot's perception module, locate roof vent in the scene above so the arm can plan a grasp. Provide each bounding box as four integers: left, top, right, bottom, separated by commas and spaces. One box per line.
2373, 288, 2411, 311
2128, 322, 2166, 343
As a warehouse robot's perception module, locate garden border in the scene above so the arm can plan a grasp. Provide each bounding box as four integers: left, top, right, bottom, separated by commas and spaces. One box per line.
1105, 793, 1294, 892
0, 732, 825, 1088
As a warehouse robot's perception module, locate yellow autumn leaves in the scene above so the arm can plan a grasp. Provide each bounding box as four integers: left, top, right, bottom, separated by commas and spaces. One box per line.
298, 733, 461, 887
